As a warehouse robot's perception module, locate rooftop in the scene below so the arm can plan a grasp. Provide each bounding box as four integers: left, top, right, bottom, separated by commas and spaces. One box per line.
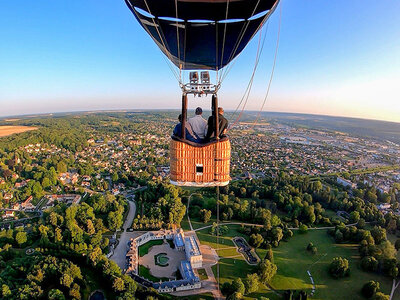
185, 236, 201, 257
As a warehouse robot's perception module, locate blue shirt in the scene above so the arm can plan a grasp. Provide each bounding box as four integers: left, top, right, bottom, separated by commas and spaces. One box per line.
173, 123, 201, 143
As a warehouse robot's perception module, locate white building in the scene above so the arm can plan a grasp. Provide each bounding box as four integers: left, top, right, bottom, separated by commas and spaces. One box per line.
337, 177, 356, 189
184, 236, 202, 269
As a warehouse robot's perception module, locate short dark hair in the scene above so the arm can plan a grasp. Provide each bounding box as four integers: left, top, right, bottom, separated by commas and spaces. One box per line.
178, 114, 182, 122
195, 107, 203, 115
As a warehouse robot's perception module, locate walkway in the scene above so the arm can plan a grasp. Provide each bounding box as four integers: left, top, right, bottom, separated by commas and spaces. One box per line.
390, 278, 400, 300
194, 221, 361, 232
110, 200, 137, 269
141, 242, 185, 279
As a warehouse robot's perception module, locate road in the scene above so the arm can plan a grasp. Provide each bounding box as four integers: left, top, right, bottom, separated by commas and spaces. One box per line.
390, 278, 400, 300
110, 199, 137, 269
186, 193, 199, 231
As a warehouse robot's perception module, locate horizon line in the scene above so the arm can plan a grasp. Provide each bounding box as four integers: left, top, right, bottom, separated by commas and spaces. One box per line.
1, 108, 400, 125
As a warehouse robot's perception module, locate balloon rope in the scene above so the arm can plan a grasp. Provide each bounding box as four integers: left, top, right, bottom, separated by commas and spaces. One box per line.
251, 1, 282, 131
228, 24, 266, 130
125, 2, 181, 83
143, 0, 181, 82
219, 0, 281, 85
219, 0, 231, 71
218, 0, 261, 83
174, 0, 182, 83
216, 185, 220, 293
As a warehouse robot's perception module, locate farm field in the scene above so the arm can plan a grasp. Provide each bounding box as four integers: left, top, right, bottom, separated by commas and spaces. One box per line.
271, 230, 393, 300
0, 125, 37, 137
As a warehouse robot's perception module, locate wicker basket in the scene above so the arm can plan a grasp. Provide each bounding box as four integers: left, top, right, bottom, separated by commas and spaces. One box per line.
170, 139, 231, 187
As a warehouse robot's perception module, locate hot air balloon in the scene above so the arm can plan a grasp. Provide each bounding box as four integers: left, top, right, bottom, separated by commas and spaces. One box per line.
125, 0, 280, 187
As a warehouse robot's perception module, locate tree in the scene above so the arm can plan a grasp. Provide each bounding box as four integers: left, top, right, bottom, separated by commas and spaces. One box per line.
89, 246, 102, 266
361, 256, 378, 272
245, 273, 259, 294
113, 277, 125, 292
57, 161, 67, 173
69, 283, 81, 300
249, 234, 264, 248
265, 246, 274, 263
371, 226, 386, 244
200, 209, 212, 224
373, 292, 390, 300
49, 212, 58, 226
258, 259, 277, 283
362, 281, 380, 298
299, 224, 308, 234
48, 289, 66, 300
60, 273, 73, 288
395, 239, 400, 251
350, 211, 360, 223
107, 211, 123, 231
329, 257, 349, 278
232, 278, 245, 295
1, 284, 11, 297
271, 227, 283, 245
15, 231, 27, 246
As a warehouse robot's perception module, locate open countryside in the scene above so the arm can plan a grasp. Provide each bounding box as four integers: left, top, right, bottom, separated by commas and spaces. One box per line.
0, 126, 37, 137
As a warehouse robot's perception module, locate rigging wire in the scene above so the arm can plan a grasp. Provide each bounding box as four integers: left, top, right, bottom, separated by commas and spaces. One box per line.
228, 22, 268, 129
128, 0, 181, 82
250, 1, 282, 130
218, 0, 281, 87
174, 0, 183, 83
219, 0, 231, 71
218, 0, 261, 85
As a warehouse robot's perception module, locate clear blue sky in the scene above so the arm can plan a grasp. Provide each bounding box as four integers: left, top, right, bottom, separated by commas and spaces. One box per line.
1, 1, 399, 122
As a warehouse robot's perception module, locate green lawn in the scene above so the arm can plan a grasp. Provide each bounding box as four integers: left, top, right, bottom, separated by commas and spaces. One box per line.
197, 268, 208, 281
138, 239, 164, 257
138, 265, 169, 282
178, 292, 214, 300
211, 258, 278, 300
196, 224, 394, 300
387, 233, 400, 260
198, 225, 277, 299
271, 230, 393, 300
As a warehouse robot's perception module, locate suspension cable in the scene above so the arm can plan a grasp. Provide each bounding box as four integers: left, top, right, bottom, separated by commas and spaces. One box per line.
129, 0, 181, 82
219, 0, 281, 86
219, 0, 231, 71
251, 1, 282, 130
218, 0, 261, 85
174, 0, 182, 83
228, 23, 267, 129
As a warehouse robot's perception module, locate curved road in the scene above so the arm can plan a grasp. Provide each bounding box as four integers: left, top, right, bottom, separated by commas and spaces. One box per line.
110, 200, 137, 269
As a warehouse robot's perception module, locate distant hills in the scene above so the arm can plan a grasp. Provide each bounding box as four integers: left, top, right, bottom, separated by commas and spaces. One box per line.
240, 111, 400, 144
1, 109, 400, 144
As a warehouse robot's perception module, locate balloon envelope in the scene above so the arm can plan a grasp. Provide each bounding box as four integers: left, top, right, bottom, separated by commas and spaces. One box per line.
125, 0, 279, 70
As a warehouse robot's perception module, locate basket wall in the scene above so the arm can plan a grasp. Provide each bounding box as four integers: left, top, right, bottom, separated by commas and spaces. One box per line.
170, 139, 231, 184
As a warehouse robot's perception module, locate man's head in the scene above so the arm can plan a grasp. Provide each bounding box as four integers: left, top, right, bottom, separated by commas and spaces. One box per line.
218, 107, 224, 115
195, 107, 203, 115
178, 114, 182, 122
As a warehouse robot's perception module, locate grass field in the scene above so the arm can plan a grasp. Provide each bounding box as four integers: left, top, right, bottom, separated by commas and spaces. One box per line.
196, 223, 394, 300
197, 268, 208, 281
0, 125, 37, 137
178, 293, 214, 300
197, 225, 277, 299
271, 230, 393, 300
138, 239, 164, 257
138, 265, 169, 282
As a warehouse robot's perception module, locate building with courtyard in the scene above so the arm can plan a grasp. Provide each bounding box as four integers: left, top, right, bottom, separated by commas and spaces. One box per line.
126, 228, 202, 293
